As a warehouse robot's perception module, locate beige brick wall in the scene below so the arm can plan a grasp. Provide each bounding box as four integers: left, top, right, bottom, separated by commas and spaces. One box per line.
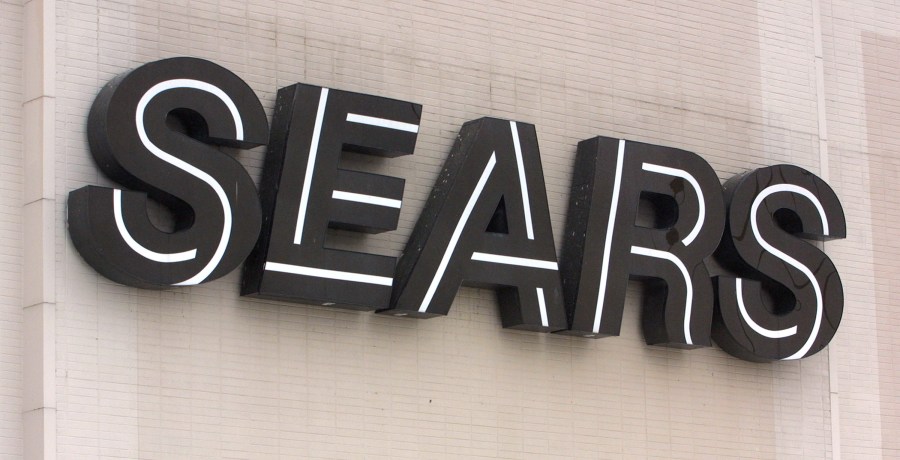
27, 0, 898, 458
0, 0, 23, 457
820, 1, 900, 458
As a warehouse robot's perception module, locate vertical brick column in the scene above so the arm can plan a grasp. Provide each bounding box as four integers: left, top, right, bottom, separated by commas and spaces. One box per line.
811, 0, 842, 457
22, 0, 55, 458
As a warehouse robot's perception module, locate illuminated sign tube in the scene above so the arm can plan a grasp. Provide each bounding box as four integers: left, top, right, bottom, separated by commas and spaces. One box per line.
68, 58, 847, 362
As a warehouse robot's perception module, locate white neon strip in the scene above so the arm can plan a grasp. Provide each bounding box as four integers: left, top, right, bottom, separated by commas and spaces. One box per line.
641, 162, 705, 247
630, 246, 694, 345
735, 278, 797, 339
751, 184, 828, 360
593, 139, 626, 334
294, 88, 330, 245
536, 287, 549, 328
265, 262, 393, 286
754, 184, 830, 237
470, 252, 558, 270
419, 153, 497, 313
510, 121, 534, 240
113, 189, 197, 263
134, 79, 242, 286
346, 113, 419, 133
332, 190, 402, 209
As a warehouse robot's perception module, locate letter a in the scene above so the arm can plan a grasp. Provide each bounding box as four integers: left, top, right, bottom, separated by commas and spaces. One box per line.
379, 118, 566, 331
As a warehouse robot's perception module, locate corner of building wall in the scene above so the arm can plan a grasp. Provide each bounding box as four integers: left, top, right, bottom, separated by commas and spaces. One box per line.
22, 0, 56, 459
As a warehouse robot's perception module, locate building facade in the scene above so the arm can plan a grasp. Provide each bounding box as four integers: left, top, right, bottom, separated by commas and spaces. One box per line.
1, 0, 900, 458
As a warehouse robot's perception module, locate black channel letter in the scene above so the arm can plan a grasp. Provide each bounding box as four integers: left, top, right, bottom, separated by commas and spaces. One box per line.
378, 118, 566, 332
559, 137, 725, 347
241, 84, 420, 310
68, 57, 268, 288
714, 165, 846, 362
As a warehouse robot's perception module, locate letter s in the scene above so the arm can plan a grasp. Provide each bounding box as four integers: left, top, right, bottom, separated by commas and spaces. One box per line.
714, 165, 846, 361
68, 57, 268, 288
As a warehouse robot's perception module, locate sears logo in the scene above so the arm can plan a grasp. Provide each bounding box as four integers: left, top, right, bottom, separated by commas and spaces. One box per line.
68, 58, 847, 362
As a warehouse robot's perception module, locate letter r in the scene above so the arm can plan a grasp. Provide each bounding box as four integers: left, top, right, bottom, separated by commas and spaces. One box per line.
560, 137, 725, 346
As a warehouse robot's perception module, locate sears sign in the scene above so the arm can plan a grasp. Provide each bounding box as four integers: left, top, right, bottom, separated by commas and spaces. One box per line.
68, 58, 846, 362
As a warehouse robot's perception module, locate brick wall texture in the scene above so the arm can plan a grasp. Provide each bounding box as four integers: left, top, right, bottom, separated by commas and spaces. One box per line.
0, 0, 897, 458
0, 0, 23, 457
